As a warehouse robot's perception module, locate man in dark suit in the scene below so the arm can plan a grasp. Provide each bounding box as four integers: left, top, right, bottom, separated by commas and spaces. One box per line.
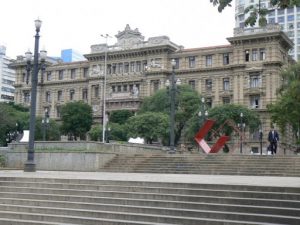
268, 127, 279, 155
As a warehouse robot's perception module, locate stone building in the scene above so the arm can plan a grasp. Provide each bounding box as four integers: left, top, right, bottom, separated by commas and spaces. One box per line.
11, 24, 293, 149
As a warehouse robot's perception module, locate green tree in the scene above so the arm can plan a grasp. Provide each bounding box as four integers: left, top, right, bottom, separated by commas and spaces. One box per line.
35, 117, 61, 141
211, 0, 300, 26
60, 101, 93, 140
185, 104, 260, 144
126, 112, 169, 144
267, 62, 300, 142
139, 85, 201, 145
109, 110, 134, 124
109, 123, 128, 142
0, 102, 29, 146
88, 125, 102, 141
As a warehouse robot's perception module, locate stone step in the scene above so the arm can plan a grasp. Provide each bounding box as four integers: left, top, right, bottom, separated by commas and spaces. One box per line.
0, 204, 298, 225
0, 218, 74, 225
1, 197, 299, 217
0, 211, 177, 225
0, 190, 299, 209
0, 176, 298, 224
1, 177, 299, 193
0, 182, 299, 200
99, 168, 299, 176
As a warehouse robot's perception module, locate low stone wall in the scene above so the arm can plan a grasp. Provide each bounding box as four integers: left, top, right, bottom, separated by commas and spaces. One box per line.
1, 141, 165, 171
7, 141, 165, 154
4, 152, 116, 171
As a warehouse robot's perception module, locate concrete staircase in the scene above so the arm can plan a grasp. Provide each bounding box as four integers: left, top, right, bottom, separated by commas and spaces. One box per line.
0, 176, 299, 224
100, 154, 300, 176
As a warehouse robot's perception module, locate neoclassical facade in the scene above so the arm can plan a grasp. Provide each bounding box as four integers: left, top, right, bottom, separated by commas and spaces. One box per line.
11, 24, 293, 145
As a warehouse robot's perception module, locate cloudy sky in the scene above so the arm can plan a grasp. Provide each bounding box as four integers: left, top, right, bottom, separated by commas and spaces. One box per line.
1, 0, 235, 59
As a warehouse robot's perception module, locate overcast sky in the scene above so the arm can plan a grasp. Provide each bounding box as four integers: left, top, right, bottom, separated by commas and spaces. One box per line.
1, 0, 235, 59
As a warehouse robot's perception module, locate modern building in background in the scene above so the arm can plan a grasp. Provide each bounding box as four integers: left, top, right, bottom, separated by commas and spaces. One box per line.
235, 0, 300, 60
0, 45, 15, 102
11, 24, 293, 151
61, 49, 86, 62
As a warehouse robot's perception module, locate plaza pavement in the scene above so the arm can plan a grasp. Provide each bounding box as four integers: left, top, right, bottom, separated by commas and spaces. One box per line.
0, 170, 299, 188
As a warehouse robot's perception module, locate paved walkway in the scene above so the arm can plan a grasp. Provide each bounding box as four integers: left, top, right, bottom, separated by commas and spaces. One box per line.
0, 170, 299, 187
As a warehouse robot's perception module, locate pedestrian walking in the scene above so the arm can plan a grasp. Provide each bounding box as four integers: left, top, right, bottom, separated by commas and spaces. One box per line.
268, 126, 279, 155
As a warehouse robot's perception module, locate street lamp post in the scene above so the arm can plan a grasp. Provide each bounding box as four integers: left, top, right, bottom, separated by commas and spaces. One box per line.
238, 112, 245, 154
259, 127, 263, 155
169, 59, 177, 153
198, 97, 208, 127
42, 108, 50, 141
101, 34, 111, 143
24, 19, 47, 172
105, 127, 111, 143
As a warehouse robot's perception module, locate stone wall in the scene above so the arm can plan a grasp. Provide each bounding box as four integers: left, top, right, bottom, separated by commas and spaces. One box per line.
2, 141, 164, 171
4, 152, 116, 171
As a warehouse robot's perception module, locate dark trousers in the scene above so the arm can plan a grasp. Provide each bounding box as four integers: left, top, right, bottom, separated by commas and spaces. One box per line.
270, 142, 277, 154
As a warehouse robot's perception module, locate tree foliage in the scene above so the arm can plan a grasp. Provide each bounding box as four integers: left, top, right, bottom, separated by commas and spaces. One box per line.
34, 117, 61, 141
267, 62, 300, 141
139, 85, 201, 145
109, 110, 134, 124
185, 104, 260, 144
0, 102, 29, 146
126, 112, 169, 144
211, 0, 300, 27
60, 101, 93, 140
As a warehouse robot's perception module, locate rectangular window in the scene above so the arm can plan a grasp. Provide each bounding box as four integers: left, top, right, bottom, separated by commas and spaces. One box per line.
250, 73, 261, 88
70, 90, 75, 100
153, 80, 159, 92
56, 106, 61, 118
117, 85, 122, 92
23, 91, 30, 103
112, 64, 116, 74
250, 95, 260, 109
278, 9, 285, 15
71, 69, 76, 79
136, 62, 141, 72
173, 58, 179, 69
57, 90, 62, 101
288, 15, 294, 21
278, 16, 285, 23
223, 53, 229, 65
124, 63, 129, 73
83, 68, 89, 78
245, 50, 250, 62
269, 10, 275, 16
206, 98, 212, 108
82, 88, 88, 100
252, 49, 258, 61
287, 8, 294, 14
259, 48, 266, 60
223, 97, 230, 104
223, 78, 230, 91
143, 60, 147, 71
188, 57, 196, 68
205, 79, 212, 91
205, 55, 212, 67
46, 91, 51, 103
123, 85, 128, 92
268, 18, 275, 24
130, 62, 135, 72
118, 63, 123, 74
94, 86, 99, 98
107, 64, 111, 75
58, 70, 64, 80
47, 72, 52, 81
188, 80, 195, 90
